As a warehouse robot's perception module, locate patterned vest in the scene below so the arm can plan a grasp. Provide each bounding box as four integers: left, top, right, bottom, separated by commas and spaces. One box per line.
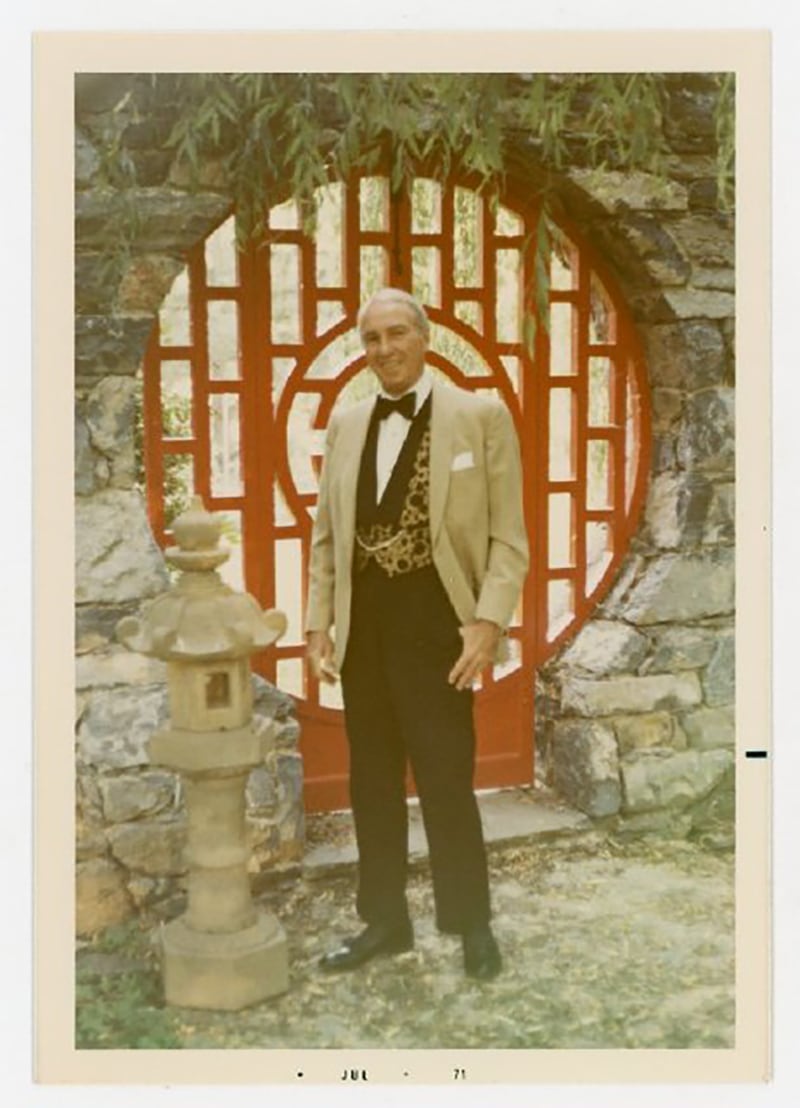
354, 396, 434, 577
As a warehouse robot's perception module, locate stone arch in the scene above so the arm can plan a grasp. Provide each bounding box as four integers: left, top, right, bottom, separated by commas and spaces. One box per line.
518, 172, 734, 834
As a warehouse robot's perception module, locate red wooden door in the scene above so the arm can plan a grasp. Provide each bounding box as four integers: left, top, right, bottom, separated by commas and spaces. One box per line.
143, 172, 651, 812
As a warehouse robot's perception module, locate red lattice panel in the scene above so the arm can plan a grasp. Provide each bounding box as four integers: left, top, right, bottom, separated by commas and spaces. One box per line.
143, 171, 651, 812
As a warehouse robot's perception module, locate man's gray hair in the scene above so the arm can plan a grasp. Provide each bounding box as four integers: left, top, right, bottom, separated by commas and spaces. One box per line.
357, 288, 430, 342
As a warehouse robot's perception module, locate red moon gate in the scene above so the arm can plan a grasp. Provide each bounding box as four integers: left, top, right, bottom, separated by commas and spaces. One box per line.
142, 173, 651, 812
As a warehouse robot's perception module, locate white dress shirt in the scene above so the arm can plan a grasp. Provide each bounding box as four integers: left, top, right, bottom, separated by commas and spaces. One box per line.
375, 369, 433, 502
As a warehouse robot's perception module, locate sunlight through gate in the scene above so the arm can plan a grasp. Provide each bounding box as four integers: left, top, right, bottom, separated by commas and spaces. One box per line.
142, 173, 651, 811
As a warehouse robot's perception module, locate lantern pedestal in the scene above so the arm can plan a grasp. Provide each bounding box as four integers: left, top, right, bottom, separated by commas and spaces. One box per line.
149, 721, 289, 1009
117, 496, 291, 1012
160, 913, 288, 1012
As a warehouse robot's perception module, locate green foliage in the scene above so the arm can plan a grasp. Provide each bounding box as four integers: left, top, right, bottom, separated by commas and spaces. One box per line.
159, 391, 194, 526
133, 381, 194, 531
75, 921, 182, 1050
162, 455, 194, 528
581, 74, 667, 174
88, 918, 143, 954
76, 972, 181, 1049
146, 73, 734, 239
94, 73, 734, 339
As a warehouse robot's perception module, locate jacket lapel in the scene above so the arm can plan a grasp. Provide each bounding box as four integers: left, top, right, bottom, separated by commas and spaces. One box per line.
429, 377, 455, 542
337, 399, 374, 554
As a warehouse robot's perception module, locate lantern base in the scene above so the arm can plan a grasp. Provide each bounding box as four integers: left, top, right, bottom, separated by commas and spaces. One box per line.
158, 911, 289, 1010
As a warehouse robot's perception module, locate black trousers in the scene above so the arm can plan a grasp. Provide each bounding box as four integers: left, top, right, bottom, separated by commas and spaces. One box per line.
340, 563, 491, 935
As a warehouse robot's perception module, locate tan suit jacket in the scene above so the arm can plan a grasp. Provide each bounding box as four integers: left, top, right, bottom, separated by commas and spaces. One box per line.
306, 376, 530, 671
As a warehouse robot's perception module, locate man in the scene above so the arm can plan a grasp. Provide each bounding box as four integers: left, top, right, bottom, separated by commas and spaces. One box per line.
305, 288, 529, 981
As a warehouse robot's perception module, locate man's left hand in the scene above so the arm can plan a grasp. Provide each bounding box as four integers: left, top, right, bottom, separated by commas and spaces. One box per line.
448, 620, 502, 691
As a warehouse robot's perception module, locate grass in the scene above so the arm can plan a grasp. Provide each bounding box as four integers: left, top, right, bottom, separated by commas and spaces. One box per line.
75, 920, 181, 1049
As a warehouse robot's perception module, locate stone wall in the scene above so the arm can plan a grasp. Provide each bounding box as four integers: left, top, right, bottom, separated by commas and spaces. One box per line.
76, 670, 304, 936
75, 76, 304, 937
74, 74, 735, 934
536, 76, 735, 844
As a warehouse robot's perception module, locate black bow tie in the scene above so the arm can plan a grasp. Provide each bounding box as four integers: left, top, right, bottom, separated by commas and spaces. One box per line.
375, 393, 416, 422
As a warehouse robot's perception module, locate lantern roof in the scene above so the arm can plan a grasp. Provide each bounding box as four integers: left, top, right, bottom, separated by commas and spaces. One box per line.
117, 497, 286, 661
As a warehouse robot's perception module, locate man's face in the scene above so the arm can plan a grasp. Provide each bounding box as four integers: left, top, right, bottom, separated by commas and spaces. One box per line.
360, 301, 427, 397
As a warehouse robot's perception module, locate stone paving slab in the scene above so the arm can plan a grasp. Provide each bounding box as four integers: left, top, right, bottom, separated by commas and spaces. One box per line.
303, 786, 592, 876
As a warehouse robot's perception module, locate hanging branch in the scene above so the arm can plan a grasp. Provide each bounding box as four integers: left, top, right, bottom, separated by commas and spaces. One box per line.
86, 72, 735, 338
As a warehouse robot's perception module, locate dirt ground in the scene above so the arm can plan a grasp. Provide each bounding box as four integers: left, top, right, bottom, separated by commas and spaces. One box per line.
77, 833, 734, 1051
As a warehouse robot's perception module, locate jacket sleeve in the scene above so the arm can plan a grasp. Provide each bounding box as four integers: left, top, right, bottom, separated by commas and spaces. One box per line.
305, 415, 339, 634
473, 400, 530, 628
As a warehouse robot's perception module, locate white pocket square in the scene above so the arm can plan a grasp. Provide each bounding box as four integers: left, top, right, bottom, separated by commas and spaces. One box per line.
451, 450, 475, 472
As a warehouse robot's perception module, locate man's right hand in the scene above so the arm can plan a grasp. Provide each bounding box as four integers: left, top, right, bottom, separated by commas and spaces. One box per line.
307, 630, 339, 684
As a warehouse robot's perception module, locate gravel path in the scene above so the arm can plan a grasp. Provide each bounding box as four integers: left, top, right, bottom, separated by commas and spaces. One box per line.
164, 836, 734, 1051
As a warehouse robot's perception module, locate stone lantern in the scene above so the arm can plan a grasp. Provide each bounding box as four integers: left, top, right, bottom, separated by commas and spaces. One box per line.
117, 496, 290, 1010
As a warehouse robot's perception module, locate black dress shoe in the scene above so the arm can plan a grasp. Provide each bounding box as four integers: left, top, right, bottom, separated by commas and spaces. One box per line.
462, 926, 502, 980
319, 921, 414, 972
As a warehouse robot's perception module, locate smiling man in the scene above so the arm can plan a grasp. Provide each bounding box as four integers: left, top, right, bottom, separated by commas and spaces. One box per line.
305, 288, 529, 981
